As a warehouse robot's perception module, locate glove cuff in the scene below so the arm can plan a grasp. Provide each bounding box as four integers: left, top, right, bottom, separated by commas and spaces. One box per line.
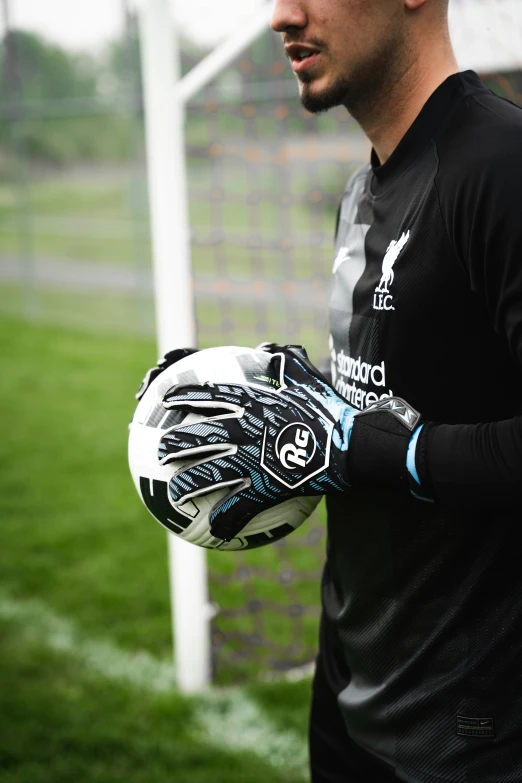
347, 397, 421, 490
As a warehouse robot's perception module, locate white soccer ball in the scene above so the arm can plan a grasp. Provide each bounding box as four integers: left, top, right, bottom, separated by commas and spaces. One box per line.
128, 345, 321, 551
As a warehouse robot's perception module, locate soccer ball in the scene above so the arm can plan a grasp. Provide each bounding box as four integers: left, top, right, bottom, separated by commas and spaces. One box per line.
128, 345, 321, 551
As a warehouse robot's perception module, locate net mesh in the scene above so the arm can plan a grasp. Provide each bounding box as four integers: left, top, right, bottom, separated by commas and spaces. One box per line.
1, 0, 521, 682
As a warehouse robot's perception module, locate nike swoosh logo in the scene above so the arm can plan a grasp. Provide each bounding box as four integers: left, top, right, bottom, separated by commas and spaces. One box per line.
332, 247, 350, 275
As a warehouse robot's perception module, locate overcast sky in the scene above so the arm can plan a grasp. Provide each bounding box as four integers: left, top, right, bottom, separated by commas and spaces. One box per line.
5, 0, 266, 50
3, 0, 522, 73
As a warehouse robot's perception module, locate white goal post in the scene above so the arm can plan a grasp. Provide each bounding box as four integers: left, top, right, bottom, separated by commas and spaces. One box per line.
137, 0, 273, 693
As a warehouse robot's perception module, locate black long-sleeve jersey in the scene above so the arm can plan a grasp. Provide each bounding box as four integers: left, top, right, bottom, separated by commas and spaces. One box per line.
323, 71, 522, 782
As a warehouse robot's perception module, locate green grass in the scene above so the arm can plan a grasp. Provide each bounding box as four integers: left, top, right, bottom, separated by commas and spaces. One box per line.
0, 313, 325, 665
0, 316, 172, 656
0, 610, 311, 783
0, 313, 320, 780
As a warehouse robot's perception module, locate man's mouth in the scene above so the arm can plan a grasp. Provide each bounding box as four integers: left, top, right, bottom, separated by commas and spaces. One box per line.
285, 45, 321, 74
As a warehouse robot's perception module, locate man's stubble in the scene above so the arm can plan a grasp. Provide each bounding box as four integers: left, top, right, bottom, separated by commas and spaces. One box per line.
298, 23, 412, 125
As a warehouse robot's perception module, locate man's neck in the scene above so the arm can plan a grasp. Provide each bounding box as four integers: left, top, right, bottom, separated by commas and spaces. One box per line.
355, 47, 460, 165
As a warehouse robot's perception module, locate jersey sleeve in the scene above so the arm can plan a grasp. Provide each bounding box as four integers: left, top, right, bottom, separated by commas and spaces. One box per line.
417, 99, 522, 511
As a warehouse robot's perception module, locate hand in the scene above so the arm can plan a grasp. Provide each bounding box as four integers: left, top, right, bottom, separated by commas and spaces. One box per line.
136, 347, 198, 400
156, 345, 357, 542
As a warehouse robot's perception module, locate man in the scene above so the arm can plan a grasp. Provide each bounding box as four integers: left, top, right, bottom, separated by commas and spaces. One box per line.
269, 1, 522, 780
140, 1, 522, 780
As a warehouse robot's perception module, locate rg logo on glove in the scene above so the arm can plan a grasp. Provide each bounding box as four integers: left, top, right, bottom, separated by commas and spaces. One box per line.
276, 423, 316, 469
260, 412, 334, 489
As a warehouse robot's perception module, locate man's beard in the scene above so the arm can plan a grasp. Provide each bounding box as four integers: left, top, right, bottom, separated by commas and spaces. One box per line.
298, 71, 351, 114
297, 36, 406, 120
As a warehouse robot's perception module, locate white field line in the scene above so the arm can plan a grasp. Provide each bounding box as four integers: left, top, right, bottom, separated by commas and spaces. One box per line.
0, 593, 308, 778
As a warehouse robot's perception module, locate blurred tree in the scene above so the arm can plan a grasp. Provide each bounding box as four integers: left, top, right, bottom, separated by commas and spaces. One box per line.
0, 29, 96, 103
0, 29, 136, 166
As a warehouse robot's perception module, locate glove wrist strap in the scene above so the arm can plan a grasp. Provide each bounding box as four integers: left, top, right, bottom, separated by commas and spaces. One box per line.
347, 397, 421, 490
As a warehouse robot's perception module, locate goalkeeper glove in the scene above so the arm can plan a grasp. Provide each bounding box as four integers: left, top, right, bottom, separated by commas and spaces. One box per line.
156, 344, 423, 542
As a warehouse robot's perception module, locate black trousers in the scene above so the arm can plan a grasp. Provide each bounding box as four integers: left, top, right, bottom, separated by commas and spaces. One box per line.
309, 653, 398, 783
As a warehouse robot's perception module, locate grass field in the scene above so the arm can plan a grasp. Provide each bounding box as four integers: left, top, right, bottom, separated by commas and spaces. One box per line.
0, 313, 321, 782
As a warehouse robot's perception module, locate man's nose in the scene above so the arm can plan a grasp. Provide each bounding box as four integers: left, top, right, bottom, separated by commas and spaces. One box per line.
270, 0, 307, 33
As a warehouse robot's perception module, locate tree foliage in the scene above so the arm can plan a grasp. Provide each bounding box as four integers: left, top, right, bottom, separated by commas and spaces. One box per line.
0, 29, 141, 166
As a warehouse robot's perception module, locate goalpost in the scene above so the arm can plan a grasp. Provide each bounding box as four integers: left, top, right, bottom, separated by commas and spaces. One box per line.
137, 0, 273, 693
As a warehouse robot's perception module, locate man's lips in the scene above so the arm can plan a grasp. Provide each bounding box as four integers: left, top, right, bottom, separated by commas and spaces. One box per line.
285, 44, 321, 74
292, 52, 320, 74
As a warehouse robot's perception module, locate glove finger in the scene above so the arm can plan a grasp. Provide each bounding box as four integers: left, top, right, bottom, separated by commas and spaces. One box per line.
255, 341, 284, 354
169, 443, 283, 542
163, 382, 286, 423
136, 366, 162, 400
163, 382, 246, 414
158, 419, 237, 464
208, 452, 284, 541
280, 350, 329, 388
136, 347, 198, 401
168, 460, 250, 505
255, 342, 308, 358
209, 490, 278, 543
254, 345, 319, 390
158, 347, 198, 371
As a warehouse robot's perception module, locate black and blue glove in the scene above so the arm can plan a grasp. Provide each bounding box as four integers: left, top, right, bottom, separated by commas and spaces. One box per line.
157, 345, 355, 541
156, 344, 425, 542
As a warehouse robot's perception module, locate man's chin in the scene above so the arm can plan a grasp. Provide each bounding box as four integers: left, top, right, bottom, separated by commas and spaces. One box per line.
298, 75, 349, 114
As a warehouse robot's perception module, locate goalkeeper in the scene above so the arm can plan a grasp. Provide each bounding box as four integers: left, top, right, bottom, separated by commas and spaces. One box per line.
139, 0, 522, 780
